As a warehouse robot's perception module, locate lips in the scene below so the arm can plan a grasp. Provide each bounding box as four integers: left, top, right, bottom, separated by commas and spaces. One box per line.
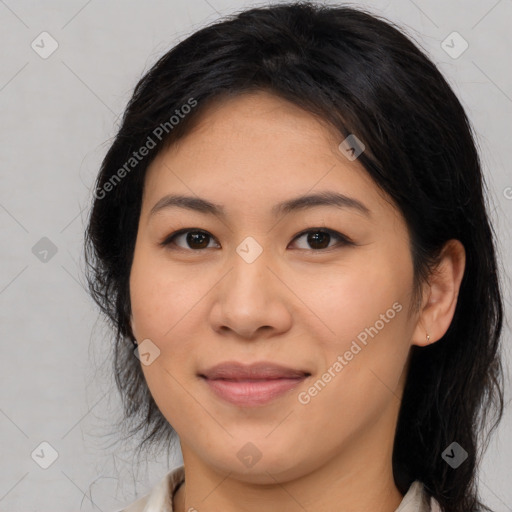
199, 361, 311, 407
199, 361, 310, 380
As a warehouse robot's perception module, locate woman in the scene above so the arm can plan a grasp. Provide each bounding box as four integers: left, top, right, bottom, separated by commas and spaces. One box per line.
84, 3, 505, 511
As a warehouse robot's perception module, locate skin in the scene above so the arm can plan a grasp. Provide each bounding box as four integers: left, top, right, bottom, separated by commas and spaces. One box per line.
129, 91, 466, 512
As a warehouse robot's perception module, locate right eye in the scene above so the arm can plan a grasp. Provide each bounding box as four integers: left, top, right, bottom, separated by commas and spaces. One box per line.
160, 229, 220, 251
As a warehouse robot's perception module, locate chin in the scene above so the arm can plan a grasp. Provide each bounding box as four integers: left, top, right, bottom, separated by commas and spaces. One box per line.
206, 445, 310, 484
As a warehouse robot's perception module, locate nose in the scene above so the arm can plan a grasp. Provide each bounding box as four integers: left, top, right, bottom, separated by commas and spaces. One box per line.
208, 248, 293, 340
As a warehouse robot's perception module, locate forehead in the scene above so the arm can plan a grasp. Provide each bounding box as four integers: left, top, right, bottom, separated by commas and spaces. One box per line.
156, 92, 334, 155
142, 91, 394, 220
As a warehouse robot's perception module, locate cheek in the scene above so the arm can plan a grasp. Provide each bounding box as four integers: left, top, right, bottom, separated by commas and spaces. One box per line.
303, 252, 413, 401
305, 257, 411, 347
129, 249, 202, 418
294, 267, 412, 445
129, 246, 200, 340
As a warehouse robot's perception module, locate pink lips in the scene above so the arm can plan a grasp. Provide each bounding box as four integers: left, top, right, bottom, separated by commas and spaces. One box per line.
199, 361, 310, 407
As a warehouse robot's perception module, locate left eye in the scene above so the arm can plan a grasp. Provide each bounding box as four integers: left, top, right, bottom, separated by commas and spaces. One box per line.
160, 228, 353, 251
289, 228, 353, 250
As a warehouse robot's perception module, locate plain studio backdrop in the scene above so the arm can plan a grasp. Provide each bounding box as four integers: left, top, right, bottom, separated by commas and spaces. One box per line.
0, 1, 511, 510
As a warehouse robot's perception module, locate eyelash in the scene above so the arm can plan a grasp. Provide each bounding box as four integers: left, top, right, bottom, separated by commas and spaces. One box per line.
159, 227, 355, 252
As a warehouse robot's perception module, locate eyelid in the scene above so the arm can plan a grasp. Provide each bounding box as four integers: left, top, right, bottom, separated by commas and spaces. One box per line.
160, 227, 355, 250
293, 226, 354, 243
289, 228, 355, 250
159, 228, 220, 249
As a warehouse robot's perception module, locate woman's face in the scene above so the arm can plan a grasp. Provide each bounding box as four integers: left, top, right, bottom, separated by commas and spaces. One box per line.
129, 91, 422, 483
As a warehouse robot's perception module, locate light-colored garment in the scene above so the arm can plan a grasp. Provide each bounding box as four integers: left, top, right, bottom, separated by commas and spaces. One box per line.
118, 465, 442, 512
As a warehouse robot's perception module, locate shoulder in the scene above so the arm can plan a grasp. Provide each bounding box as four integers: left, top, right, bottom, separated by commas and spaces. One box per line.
115, 465, 185, 512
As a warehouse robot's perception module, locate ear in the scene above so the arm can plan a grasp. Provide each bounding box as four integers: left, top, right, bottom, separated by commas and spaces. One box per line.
412, 239, 466, 347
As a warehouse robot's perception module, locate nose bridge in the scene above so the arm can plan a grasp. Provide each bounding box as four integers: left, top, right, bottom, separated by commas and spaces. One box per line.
209, 235, 291, 338
227, 237, 271, 302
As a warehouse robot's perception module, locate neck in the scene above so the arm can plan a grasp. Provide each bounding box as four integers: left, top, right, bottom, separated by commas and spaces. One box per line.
173, 410, 404, 512
174, 468, 403, 512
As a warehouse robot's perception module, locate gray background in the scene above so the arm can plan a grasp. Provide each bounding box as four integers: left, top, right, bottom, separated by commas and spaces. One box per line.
0, 0, 511, 510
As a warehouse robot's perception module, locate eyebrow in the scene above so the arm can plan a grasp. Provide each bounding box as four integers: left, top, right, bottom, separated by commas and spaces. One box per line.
149, 191, 371, 218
